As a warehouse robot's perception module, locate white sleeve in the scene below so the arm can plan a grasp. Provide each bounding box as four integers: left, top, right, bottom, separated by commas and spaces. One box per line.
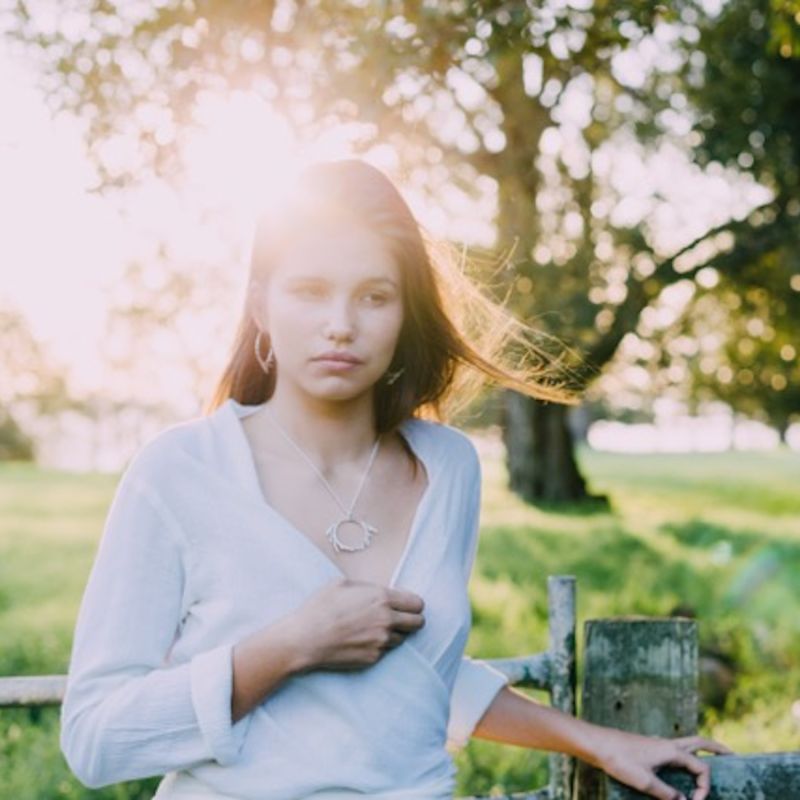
446, 437, 509, 753
446, 656, 509, 752
60, 467, 253, 789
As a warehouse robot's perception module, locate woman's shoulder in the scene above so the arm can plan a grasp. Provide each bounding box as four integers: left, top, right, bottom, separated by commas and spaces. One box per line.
121, 411, 214, 487
403, 417, 481, 475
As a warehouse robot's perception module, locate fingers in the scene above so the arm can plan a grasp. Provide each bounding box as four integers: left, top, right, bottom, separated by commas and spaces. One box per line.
613, 735, 730, 800
641, 773, 690, 800
387, 587, 425, 613
674, 735, 736, 755
390, 609, 426, 633
666, 749, 710, 800
666, 736, 735, 800
383, 630, 406, 650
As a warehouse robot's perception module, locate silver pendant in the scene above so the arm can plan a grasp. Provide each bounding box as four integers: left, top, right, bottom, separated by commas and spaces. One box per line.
326, 517, 378, 553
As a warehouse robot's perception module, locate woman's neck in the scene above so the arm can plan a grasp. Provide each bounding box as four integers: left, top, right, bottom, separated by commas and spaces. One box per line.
258, 385, 380, 473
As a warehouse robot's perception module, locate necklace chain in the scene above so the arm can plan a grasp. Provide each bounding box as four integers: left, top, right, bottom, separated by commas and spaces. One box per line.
264, 406, 382, 552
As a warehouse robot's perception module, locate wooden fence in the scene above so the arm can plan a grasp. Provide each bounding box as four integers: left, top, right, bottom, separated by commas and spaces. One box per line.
2, 575, 799, 798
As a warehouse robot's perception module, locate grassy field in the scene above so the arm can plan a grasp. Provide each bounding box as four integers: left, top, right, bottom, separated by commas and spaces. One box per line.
1, 443, 799, 798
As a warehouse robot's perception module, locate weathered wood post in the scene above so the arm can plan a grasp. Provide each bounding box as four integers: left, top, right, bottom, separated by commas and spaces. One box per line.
575, 617, 698, 800
548, 575, 576, 800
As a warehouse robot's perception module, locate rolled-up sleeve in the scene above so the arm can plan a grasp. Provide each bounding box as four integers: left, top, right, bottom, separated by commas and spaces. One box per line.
60, 466, 252, 789
190, 642, 250, 765
446, 656, 509, 752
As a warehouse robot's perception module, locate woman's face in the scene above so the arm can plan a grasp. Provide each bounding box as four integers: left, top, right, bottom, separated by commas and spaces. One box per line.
250, 221, 404, 404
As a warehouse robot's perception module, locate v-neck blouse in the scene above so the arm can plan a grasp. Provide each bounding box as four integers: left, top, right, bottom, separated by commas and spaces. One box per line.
59, 398, 510, 799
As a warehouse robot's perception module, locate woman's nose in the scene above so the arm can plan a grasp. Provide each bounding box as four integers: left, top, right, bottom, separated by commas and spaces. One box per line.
324, 298, 356, 340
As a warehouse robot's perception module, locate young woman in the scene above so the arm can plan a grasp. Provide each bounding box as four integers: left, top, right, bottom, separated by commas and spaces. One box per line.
60, 159, 730, 800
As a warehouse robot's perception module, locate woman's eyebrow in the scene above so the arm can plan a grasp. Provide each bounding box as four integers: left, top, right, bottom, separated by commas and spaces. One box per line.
360, 277, 398, 287
285, 275, 398, 287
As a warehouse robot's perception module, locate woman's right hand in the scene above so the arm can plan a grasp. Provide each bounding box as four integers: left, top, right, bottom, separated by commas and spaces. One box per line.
291, 577, 426, 671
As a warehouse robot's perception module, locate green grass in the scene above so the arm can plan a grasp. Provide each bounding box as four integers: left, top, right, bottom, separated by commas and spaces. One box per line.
1, 445, 799, 798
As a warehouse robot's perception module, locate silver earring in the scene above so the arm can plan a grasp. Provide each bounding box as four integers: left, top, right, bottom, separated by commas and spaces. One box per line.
385, 366, 405, 385
254, 330, 275, 374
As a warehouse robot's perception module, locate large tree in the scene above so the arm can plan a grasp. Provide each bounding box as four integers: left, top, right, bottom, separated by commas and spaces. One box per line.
8, 0, 790, 501
626, 0, 800, 443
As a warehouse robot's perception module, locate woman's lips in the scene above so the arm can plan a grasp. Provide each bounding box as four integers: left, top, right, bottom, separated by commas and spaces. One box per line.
313, 357, 362, 369
313, 353, 363, 364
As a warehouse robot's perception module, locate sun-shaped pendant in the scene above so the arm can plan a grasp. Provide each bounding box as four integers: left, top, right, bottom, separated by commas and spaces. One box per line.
326, 517, 379, 553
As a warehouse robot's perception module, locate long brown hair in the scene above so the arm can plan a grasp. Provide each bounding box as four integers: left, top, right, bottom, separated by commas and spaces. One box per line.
204, 158, 581, 431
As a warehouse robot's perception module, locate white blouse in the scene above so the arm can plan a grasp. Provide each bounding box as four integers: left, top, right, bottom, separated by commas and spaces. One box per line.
60, 398, 509, 799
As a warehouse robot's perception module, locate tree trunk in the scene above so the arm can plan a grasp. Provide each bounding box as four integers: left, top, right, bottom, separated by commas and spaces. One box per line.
501, 390, 607, 506
776, 416, 790, 445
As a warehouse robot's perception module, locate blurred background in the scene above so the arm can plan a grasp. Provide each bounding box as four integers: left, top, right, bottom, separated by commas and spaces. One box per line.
0, 0, 798, 797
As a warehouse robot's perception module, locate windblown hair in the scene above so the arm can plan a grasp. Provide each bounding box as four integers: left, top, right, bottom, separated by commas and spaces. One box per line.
204, 158, 582, 432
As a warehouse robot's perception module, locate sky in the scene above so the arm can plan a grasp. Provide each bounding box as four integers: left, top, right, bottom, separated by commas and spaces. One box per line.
0, 42, 129, 390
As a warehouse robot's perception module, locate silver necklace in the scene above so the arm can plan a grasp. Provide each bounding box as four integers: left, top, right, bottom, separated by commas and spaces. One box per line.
265, 406, 382, 553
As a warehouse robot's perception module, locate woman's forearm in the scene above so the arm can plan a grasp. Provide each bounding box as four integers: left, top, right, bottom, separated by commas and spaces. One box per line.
472, 685, 606, 767
231, 617, 312, 724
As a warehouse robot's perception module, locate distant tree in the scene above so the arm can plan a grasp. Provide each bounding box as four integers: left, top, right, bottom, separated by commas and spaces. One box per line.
0, 304, 74, 461
687, 285, 799, 443
0, 405, 34, 461
101, 250, 239, 415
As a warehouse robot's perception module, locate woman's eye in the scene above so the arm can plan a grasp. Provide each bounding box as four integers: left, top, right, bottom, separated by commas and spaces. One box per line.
363, 292, 389, 304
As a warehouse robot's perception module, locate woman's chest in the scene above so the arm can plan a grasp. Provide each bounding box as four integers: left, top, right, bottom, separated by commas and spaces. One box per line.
247, 441, 430, 588
173, 486, 470, 655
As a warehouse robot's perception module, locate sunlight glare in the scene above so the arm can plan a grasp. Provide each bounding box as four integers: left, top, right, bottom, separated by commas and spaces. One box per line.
184, 90, 306, 222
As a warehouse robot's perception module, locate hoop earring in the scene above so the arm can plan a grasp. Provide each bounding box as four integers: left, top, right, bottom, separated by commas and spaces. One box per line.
254, 330, 275, 374
384, 366, 405, 386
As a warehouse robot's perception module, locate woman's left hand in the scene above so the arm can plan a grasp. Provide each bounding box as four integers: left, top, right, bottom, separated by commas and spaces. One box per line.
592, 728, 735, 800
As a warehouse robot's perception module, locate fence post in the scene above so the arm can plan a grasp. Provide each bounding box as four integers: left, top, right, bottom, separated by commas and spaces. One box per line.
575, 617, 698, 800
548, 575, 576, 800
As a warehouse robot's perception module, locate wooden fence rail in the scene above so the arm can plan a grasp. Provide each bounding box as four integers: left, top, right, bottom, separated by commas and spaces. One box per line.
606, 753, 800, 800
